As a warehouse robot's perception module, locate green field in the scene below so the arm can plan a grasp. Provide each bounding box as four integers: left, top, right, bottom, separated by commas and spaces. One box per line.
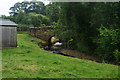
2, 33, 119, 78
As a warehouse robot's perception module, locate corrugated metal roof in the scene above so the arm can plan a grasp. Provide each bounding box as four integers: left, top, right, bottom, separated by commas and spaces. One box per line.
0, 19, 17, 27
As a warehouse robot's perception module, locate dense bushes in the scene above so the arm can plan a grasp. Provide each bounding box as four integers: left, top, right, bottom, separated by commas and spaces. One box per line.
6, 2, 120, 63
114, 49, 120, 64
17, 24, 31, 31
8, 1, 50, 29
94, 26, 120, 63
13, 12, 50, 27
10, 12, 51, 31
54, 2, 120, 63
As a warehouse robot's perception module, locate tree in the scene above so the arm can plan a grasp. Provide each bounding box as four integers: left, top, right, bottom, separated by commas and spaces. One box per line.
56, 2, 95, 53
9, 1, 45, 15
90, 3, 119, 29
13, 11, 28, 24
0, 15, 11, 19
28, 13, 42, 27
90, 2, 120, 62
45, 2, 60, 22
56, 2, 120, 63
12, 11, 50, 27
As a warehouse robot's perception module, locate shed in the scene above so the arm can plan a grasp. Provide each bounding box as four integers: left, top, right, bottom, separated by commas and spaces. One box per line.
0, 19, 17, 47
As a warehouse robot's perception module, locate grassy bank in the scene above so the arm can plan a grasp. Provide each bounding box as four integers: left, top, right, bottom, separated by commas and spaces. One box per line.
2, 33, 119, 78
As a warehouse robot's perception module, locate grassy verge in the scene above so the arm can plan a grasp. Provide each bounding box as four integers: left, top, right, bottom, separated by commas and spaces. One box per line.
2, 33, 119, 78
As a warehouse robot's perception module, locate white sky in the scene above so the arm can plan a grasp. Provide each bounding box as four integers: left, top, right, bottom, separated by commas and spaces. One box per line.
0, 0, 50, 16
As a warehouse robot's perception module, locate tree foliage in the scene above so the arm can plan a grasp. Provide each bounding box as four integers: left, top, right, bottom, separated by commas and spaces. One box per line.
95, 26, 120, 62
54, 2, 120, 63
45, 2, 60, 22
12, 12, 50, 27
8, 2, 120, 63
9, 1, 45, 15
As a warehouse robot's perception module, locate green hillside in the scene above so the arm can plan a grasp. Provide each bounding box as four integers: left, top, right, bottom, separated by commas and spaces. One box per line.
2, 33, 119, 78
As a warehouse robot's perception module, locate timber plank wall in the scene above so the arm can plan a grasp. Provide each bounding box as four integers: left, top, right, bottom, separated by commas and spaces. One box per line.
0, 26, 17, 47
0, 27, 2, 49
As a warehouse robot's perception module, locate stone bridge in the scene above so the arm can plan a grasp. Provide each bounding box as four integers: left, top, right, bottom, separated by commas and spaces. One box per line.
29, 27, 54, 42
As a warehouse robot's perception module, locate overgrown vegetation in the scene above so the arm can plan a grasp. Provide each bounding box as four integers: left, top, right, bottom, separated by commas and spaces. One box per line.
95, 26, 120, 63
2, 33, 119, 78
54, 2, 120, 63
2, 2, 120, 63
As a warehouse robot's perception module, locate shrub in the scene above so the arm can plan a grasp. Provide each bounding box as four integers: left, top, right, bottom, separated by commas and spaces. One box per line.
113, 49, 120, 64
17, 24, 30, 31
95, 26, 120, 62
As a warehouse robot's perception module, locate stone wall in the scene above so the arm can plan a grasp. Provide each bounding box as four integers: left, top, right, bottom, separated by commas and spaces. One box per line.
29, 27, 54, 42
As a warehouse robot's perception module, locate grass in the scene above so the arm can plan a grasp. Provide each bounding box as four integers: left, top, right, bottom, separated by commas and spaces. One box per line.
2, 33, 119, 78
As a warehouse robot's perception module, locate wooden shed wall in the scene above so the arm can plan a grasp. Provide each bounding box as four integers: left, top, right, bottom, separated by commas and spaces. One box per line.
1, 26, 17, 47
0, 27, 2, 49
